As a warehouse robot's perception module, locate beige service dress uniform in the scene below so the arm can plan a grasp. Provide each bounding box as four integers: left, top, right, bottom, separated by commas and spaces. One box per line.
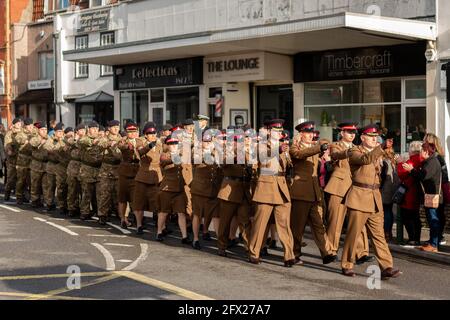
341, 145, 394, 271
325, 141, 369, 258
289, 141, 333, 260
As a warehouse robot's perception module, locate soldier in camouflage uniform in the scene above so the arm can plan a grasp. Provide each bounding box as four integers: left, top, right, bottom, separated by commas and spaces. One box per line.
66, 124, 86, 217
43, 123, 64, 212
96, 120, 122, 225
53, 127, 73, 215
14, 118, 35, 205
29, 122, 48, 208
78, 121, 103, 220
3, 118, 22, 201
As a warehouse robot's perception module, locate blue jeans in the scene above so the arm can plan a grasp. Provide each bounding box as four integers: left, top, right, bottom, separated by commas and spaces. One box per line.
383, 204, 394, 233
425, 207, 441, 248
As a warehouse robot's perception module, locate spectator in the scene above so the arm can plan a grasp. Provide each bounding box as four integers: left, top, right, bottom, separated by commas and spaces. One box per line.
381, 135, 400, 242
403, 142, 443, 252
424, 133, 448, 246
48, 119, 57, 137
397, 141, 423, 245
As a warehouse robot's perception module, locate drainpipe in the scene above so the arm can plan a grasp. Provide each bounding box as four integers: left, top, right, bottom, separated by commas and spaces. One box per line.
5, 0, 11, 125
53, 30, 60, 123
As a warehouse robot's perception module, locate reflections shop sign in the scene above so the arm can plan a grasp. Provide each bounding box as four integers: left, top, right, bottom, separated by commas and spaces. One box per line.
295, 43, 426, 82
114, 57, 203, 90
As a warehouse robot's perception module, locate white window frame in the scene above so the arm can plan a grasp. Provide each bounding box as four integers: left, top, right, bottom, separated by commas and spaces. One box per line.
100, 32, 115, 77
38, 52, 54, 80
75, 35, 89, 78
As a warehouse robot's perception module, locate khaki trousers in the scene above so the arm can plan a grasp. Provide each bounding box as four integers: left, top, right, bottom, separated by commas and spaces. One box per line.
291, 200, 332, 259
326, 194, 369, 258
217, 200, 251, 251
249, 202, 295, 261
341, 209, 393, 270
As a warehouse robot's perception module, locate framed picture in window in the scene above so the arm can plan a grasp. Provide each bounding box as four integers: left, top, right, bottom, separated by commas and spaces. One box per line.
230, 109, 248, 128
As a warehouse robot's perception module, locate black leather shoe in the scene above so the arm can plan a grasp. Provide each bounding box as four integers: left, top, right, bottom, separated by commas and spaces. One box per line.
356, 255, 375, 265
218, 249, 227, 257
98, 216, 107, 226
284, 259, 295, 268
58, 208, 67, 216
121, 221, 131, 229
202, 232, 212, 241
31, 201, 42, 209
227, 238, 239, 248
181, 237, 192, 245
4, 193, 10, 201
68, 210, 77, 217
248, 257, 261, 265
294, 257, 304, 266
80, 214, 92, 221
162, 228, 173, 236
269, 239, 278, 249
192, 241, 201, 250
156, 234, 164, 242
342, 268, 356, 277
45, 204, 56, 212
323, 254, 338, 265
136, 226, 144, 235
381, 268, 401, 280
260, 247, 269, 256
16, 198, 23, 205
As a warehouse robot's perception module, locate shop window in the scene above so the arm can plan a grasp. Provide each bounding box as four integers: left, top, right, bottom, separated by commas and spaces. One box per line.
100, 32, 115, 76
208, 87, 222, 99
150, 89, 164, 103
39, 52, 54, 80
120, 90, 149, 130
166, 87, 199, 126
75, 35, 89, 78
257, 85, 293, 136
405, 79, 426, 100
58, 0, 70, 9
0, 65, 4, 95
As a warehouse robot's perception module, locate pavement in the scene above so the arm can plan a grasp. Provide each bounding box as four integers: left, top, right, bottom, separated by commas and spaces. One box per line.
1, 195, 450, 300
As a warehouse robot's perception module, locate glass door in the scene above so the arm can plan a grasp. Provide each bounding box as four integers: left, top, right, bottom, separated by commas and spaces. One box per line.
404, 105, 426, 153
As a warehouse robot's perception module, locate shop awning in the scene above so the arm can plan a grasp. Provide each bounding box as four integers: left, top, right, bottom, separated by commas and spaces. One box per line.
74, 91, 113, 103
63, 12, 437, 66
14, 89, 54, 104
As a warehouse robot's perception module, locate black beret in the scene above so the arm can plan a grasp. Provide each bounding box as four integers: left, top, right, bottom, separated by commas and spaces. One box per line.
295, 121, 315, 133
143, 122, 157, 134
64, 127, 74, 134
75, 123, 86, 131
54, 123, 64, 131
162, 124, 172, 131
108, 120, 120, 127
24, 118, 34, 126
34, 121, 47, 129
12, 118, 22, 125
125, 121, 138, 132
99, 125, 105, 132
88, 121, 99, 128
183, 118, 194, 126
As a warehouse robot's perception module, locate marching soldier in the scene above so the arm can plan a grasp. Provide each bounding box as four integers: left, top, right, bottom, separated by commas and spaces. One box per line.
156, 135, 191, 244
42, 123, 63, 211
78, 121, 102, 220
14, 118, 35, 205
248, 119, 295, 267
325, 123, 372, 264
97, 120, 122, 225
190, 132, 222, 249
133, 122, 162, 234
66, 124, 86, 217
117, 122, 143, 229
29, 122, 48, 208
53, 125, 72, 215
4, 118, 22, 201
289, 121, 336, 265
341, 124, 401, 279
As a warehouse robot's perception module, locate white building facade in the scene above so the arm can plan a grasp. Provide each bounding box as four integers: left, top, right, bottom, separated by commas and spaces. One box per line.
60, 0, 449, 158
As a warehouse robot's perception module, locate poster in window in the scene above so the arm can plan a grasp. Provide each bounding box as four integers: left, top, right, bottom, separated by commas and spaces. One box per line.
230, 109, 248, 128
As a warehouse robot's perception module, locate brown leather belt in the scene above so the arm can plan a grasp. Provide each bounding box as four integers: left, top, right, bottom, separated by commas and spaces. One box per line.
354, 182, 381, 190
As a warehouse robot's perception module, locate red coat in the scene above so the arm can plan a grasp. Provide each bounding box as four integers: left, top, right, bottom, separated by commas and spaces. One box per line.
397, 154, 423, 210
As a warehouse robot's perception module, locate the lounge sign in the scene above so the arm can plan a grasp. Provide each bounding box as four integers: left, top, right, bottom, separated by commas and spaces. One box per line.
114, 57, 203, 90
295, 43, 426, 82
77, 9, 110, 33
204, 53, 265, 83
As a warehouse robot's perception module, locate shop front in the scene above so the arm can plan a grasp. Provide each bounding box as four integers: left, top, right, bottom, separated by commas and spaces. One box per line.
114, 57, 203, 131
74, 91, 114, 126
295, 43, 427, 153
204, 52, 292, 132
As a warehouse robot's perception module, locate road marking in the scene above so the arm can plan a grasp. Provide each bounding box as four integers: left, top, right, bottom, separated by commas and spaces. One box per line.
45, 221, 79, 236
0, 272, 112, 281
0, 292, 98, 300
67, 226, 94, 229
91, 243, 116, 271
88, 234, 127, 238
91, 217, 132, 234
116, 259, 133, 263
122, 243, 149, 271
119, 271, 213, 300
33, 217, 47, 222
104, 243, 134, 248
0, 204, 21, 212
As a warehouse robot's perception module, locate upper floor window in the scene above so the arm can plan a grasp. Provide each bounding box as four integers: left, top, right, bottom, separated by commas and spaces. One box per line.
59, 0, 70, 10
91, 0, 108, 7
75, 35, 89, 78
100, 32, 115, 76
0, 64, 5, 95
39, 52, 54, 80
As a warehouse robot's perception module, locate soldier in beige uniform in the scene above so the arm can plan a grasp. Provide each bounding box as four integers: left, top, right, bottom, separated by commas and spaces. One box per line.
29, 122, 48, 208
289, 121, 336, 265
133, 122, 162, 235
66, 124, 86, 217
248, 119, 295, 267
97, 120, 122, 225
341, 124, 401, 279
325, 123, 373, 264
3, 118, 22, 201
53, 124, 71, 215
14, 118, 35, 205
42, 124, 63, 211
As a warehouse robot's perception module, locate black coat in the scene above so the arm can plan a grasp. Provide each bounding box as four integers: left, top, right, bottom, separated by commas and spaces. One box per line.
412, 153, 442, 195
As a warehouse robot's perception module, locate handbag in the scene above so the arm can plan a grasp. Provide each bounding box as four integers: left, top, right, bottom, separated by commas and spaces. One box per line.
421, 174, 442, 209
392, 183, 408, 205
